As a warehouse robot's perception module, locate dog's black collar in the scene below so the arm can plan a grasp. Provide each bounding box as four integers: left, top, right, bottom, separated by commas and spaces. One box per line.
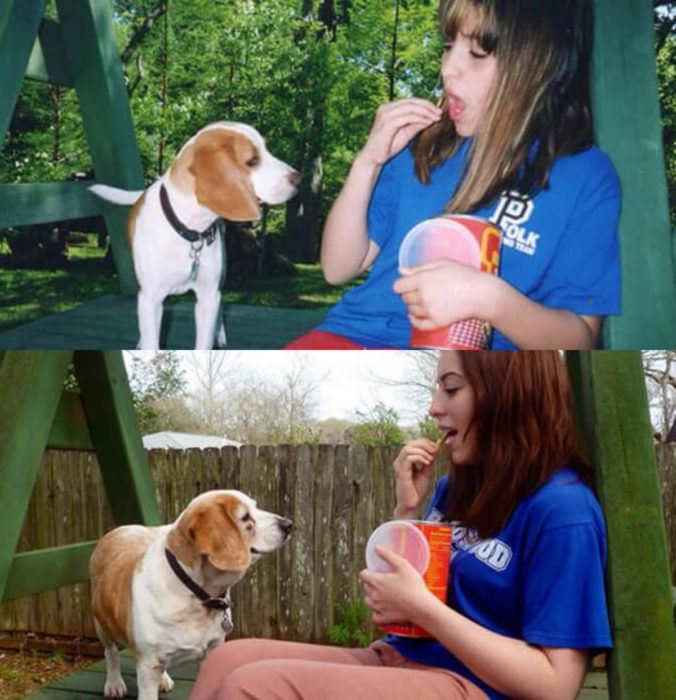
164, 548, 230, 612
159, 184, 225, 246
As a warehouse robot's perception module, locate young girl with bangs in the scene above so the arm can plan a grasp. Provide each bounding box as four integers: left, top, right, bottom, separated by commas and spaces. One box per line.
286, 0, 620, 350
191, 351, 611, 700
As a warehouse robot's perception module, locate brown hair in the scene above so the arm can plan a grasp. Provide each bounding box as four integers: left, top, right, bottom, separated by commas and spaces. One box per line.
413, 0, 594, 213
443, 351, 592, 537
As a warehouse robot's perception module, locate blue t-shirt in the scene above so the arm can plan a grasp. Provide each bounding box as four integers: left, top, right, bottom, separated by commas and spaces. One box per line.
384, 466, 612, 699
318, 142, 621, 349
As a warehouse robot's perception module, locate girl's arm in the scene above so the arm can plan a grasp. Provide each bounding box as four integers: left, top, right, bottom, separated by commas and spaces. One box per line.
321, 99, 442, 285
320, 153, 383, 284
361, 547, 588, 700
418, 594, 588, 700
393, 260, 600, 349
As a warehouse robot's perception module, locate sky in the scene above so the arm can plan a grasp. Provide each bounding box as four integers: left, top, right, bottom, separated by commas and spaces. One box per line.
125, 350, 438, 423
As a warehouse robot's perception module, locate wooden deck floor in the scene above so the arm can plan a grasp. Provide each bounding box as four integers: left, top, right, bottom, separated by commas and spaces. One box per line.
0, 295, 326, 349
25, 650, 609, 699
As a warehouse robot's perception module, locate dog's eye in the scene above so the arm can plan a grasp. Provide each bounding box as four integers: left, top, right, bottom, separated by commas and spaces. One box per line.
246, 155, 260, 168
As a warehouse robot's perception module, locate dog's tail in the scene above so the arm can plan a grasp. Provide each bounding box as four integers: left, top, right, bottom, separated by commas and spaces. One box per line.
89, 184, 143, 206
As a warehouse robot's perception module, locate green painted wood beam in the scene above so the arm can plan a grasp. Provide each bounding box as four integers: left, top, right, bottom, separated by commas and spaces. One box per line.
566, 351, 676, 697
0, 182, 102, 228
592, 0, 676, 348
48, 391, 94, 451
0, 0, 47, 147
73, 351, 160, 526
0, 351, 73, 603
25, 18, 74, 86
3, 541, 96, 601
55, 0, 143, 295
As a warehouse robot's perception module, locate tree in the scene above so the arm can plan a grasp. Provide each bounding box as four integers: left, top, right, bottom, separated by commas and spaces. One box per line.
365, 350, 438, 420
643, 350, 676, 441
346, 402, 404, 445
127, 351, 191, 433
177, 353, 327, 444
185, 351, 243, 435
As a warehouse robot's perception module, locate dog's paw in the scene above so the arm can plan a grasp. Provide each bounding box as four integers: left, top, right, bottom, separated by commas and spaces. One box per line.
104, 677, 127, 698
159, 671, 175, 693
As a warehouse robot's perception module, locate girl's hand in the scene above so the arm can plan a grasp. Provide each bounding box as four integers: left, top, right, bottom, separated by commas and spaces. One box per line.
360, 546, 432, 625
392, 438, 438, 517
393, 259, 499, 329
359, 99, 442, 167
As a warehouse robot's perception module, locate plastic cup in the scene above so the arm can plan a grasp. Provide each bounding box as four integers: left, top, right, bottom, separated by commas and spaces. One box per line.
365, 520, 430, 575
398, 214, 501, 349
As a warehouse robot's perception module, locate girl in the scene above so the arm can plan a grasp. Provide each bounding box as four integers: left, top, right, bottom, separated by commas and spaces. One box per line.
191, 351, 611, 700
286, 0, 620, 350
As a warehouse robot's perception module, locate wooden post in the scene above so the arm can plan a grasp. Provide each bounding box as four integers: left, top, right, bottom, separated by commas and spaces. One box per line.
0, 351, 72, 602
0, 0, 46, 144
0, 350, 160, 604
55, 0, 144, 295
0, 0, 143, 295
592, 0, 676, 348
567, 351, 676, 697
73, 351, 160, 526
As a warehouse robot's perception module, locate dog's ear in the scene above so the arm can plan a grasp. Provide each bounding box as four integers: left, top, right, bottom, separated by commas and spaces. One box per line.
180, 495, 252, 572
191, 137, 260, 222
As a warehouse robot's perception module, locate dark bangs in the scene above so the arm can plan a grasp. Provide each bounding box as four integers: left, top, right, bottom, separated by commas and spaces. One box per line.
441, 0, 498, 54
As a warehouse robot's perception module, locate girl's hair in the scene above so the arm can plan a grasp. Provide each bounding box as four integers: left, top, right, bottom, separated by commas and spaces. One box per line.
413, 0, 594, 213
443, 351, 592, 537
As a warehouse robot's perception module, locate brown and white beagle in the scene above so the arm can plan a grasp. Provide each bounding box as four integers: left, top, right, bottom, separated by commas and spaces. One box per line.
89, 122, 300, 349
89, 490, 292, 699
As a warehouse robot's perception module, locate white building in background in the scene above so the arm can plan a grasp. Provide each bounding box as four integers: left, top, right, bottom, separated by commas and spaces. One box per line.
142, 431, 242, 450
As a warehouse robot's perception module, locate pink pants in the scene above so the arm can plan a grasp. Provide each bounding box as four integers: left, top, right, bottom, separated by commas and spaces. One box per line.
190, 638, 488, 700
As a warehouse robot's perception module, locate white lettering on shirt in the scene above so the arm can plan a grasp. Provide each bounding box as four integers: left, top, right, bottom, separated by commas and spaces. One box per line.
452, 524, 513, 572
489, 191, 539, 257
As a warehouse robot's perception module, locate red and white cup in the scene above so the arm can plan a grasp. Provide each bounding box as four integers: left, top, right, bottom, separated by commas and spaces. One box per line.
365, 520, 452, 637
398, 214, 502, 349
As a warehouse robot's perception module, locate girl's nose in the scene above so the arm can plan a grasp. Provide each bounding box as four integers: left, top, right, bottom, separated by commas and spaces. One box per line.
441, 45, 463, 81
428, 389, 443, 417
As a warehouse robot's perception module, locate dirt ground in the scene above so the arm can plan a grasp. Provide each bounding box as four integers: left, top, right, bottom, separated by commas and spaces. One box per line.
0, 648, 92, 699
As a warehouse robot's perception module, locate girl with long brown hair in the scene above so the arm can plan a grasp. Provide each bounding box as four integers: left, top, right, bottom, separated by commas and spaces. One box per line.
192, 351, 611, 699
286, 0, 620, 350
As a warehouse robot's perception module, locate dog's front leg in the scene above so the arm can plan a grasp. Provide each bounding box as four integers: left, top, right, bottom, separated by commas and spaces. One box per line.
137, 288, 164, 350
194, 288, 221, 350
136, 657, 168, 700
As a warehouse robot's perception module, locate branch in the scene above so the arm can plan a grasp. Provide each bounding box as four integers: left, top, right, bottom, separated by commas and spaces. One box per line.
120, 0, 167, 65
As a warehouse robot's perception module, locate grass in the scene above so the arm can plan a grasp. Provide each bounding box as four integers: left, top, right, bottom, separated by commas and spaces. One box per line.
0, 648, 91, 700
0, 235, 359, 333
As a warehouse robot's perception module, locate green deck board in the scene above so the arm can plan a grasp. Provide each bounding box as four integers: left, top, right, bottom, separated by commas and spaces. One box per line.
23, 651, 608, 699
0, 295, 327, 349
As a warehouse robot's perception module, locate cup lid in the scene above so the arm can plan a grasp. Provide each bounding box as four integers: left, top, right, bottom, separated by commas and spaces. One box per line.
365, 520, 430, 574
398, 216, 482, 270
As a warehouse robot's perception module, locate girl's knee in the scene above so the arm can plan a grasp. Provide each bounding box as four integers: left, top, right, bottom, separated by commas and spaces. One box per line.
219, 662, 287, 700
203, 638, 268, 671
192, 639, 270, 700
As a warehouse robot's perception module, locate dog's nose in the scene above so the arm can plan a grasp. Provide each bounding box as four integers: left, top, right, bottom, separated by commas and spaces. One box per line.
287, 171, 301, 188
278, 517, 293, 536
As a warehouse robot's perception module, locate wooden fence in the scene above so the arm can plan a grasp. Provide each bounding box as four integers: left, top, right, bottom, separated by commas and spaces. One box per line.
3, 443, 675, 644
0, 444, 411, 644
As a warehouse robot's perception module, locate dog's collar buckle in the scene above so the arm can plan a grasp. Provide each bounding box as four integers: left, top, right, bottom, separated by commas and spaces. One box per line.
159, 184, 225, 247
164, 548, 230, 613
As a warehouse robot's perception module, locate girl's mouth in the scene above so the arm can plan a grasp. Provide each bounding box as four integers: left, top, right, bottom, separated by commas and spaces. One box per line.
437, 428, 458, 448
446, 93, 466, 121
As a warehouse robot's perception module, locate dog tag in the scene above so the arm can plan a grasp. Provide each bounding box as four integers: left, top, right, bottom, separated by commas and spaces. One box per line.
221, 613, 234, 636
189, 258, 199, 281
